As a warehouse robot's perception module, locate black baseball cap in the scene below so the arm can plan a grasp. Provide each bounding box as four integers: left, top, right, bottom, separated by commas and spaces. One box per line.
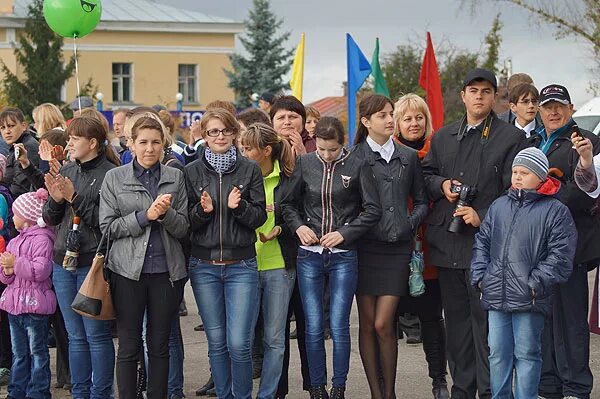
260, 92, 276, 105
539, 84, 571, 106
463, 68, 498, 90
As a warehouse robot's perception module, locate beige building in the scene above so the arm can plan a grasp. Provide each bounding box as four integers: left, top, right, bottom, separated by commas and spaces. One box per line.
0, 0, 243, 110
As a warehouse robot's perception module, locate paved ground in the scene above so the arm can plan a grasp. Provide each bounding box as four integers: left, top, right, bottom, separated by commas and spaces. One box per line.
3, 275, 600, 399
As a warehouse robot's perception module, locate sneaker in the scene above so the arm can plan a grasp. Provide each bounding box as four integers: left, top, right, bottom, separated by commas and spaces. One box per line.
0, 368, 10, 386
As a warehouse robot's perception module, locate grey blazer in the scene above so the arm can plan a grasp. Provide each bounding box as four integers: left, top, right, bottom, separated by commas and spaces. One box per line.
99, 162, 189, 282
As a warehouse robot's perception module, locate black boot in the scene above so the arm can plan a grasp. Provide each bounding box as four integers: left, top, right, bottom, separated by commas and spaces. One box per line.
421, 319, 448, 391
309, 385, 329, 399
432, 385, 450, 399
330, 386, 345, 399
195, 375, 214, 396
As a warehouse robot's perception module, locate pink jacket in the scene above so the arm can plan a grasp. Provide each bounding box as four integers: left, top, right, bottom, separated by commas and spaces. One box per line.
0, 225, 56, 315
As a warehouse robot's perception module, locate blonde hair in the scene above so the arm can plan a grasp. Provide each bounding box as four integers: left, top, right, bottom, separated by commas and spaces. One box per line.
241, 123, 295, 177
305, 106, 321, 120
393, 93, 433, 140
32, 103, 66, 136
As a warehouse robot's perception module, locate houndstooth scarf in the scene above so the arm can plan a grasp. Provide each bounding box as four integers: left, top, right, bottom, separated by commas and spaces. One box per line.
204, 146, 237, 174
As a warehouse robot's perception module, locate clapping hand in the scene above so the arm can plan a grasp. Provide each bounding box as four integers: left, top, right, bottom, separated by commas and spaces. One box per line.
228, 187, 241, 209
147, 194, 172, 221
200, 191, 213, 213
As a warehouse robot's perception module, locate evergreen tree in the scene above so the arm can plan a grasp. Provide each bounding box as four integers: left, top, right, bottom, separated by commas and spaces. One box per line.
1, 0, 76, 118
224, 0, 294, 108
481, 14, 503, 75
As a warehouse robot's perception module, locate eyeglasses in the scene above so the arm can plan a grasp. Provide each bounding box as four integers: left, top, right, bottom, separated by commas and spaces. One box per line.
206, 128, 236, 137
517, 99, 539, 106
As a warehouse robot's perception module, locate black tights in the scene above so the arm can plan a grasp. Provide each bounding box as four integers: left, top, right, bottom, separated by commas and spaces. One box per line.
357, 295, 400, 399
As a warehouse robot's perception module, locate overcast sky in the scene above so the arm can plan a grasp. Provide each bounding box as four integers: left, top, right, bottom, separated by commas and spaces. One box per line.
160, 0, 595, 107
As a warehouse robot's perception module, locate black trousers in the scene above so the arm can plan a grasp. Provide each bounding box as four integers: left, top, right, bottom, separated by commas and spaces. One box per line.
539, 263, 593, 399
0, 284, 11, 369
277, 279, 310, 396
110, 272, 184, 399
50, 305, 71, 385
437, 267, 490, 399
397, 279, 448, 388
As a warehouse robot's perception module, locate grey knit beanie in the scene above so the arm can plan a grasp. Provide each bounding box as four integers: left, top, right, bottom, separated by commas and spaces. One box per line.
512, 147, 549, 181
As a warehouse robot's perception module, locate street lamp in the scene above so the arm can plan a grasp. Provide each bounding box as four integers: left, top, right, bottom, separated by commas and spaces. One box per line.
176, 92, 184, 111
95, 92, 104, 111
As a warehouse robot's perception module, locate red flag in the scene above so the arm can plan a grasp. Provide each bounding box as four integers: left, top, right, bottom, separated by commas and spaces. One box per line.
419, 32, 444, 132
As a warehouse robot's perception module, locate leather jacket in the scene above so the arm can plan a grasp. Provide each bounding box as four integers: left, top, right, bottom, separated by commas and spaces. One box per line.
281, 149, 382, 249
353, 140, 428, 242
184, 151, 267, 262
42, 154, 116, 267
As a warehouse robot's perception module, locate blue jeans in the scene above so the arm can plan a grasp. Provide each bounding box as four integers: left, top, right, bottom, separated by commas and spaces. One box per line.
143, 312, 184, 398
256, 268, 295, 399
52, 263, 115, 399
189, 257, 260, 399
8, 313, 51, 399
296, 248, 358, 388
488, 310, 545, 399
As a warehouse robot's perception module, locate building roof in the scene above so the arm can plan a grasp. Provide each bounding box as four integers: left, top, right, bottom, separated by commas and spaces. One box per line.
11, 0, 237, 23
3, 0, 243, 33
307, 96, 347, 118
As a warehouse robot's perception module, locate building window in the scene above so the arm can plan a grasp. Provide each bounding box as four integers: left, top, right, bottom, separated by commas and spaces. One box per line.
112, 63, 132, 103
178, 64, 197, 103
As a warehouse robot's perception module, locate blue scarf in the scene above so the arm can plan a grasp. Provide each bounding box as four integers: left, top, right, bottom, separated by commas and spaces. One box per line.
204, 146, 237, 174
536, 119, 574, 154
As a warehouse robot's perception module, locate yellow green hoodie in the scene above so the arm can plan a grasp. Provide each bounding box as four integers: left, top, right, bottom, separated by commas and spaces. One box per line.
255, 160, 285, 271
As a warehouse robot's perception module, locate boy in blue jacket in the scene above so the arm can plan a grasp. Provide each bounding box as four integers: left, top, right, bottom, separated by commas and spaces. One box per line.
471, 147, 577, 399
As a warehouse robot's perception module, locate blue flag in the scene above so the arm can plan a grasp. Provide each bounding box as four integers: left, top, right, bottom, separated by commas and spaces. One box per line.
347, 33, 372, 145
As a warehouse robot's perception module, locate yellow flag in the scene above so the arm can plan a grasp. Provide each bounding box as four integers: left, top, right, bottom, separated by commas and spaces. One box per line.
290, 33, 305, 101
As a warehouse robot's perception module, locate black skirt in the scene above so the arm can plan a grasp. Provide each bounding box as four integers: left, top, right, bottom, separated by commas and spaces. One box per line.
357, 240, 412, 296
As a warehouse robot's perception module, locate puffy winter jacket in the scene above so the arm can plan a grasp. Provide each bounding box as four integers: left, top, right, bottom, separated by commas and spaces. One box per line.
0, 226, 56, 315
470, 177, 577, 316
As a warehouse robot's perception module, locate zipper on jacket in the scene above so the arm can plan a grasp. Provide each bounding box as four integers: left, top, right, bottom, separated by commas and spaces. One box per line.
500, 192, 523, 308
219, 173, 223, 261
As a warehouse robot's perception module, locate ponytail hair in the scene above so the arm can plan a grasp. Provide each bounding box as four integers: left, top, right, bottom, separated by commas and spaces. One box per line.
67, 116, 121, 166
354, 94, 394, 145
241, 122, 295, 177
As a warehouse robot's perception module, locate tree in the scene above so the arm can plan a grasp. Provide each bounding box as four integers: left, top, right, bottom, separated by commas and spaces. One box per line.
381, 45, 424, 101
0, 0, 76, 119
463, 0, 600, 92
481, 14, 503, 75
224, 0, 294, 108
441, 50, 479, 123
380, 43, 478, 123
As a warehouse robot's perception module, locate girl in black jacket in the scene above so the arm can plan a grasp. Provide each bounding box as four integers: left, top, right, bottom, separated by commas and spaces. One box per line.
353, 94, 429, 399
184, 108, 266, 399
42, 116, 120, 399
282, 117, 381, 399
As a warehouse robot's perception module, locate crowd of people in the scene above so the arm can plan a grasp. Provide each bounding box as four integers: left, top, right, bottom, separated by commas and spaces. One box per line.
0, 66, 596, 399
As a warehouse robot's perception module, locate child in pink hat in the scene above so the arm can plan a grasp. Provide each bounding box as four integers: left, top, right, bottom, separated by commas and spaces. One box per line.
0, 188, 56, 399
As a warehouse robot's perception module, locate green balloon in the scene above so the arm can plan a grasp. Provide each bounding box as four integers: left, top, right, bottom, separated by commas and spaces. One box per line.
43, 0, 102, 39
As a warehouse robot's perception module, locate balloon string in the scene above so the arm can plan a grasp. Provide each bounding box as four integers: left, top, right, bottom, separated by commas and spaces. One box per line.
73, 36, 81, 112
